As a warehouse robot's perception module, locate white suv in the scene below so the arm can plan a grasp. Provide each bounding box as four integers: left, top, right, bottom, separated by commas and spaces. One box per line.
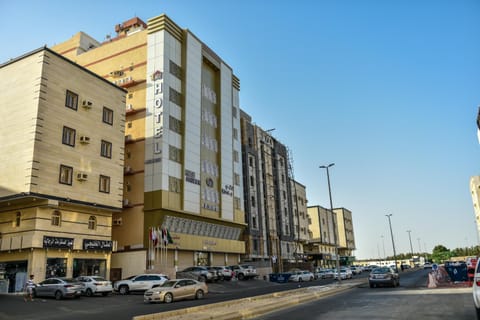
114, 274, 168, 295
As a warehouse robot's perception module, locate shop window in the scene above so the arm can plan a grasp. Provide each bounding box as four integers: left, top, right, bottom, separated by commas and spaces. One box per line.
88, 216, 97, 230
73, 259, 107, 278
46, 258, 67, 278
51, 210, 61, 226
195, 252, 209, 266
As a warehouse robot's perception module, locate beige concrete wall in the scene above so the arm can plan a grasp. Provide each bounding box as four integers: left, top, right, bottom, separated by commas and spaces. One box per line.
0, 51, 42, 196
111, 250, 146, 278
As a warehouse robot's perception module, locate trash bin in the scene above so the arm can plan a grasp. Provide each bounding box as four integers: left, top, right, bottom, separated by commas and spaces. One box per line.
269, 272, 292, 283
444, 262, 467, 282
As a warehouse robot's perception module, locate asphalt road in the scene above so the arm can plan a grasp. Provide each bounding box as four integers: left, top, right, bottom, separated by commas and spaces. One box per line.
255, 269, 476, 320
0, 275, 350, 320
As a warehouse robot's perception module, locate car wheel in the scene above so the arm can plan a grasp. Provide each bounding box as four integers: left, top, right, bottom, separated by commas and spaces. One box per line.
369, 283, 374, 288
396, 280, 400, 287
164, 292, 173, 303
55, 290, 63, 300
310, 277, 314, 281
237, 273, 245, 281
118, 285, 129, 295
195, 289, 204, 300
85, 288, 93, 297
476, 307, 480, 320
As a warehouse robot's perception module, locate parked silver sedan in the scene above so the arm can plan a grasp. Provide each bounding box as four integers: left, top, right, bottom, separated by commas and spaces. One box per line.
144, 279, 208, 303
33, 278, 84, 300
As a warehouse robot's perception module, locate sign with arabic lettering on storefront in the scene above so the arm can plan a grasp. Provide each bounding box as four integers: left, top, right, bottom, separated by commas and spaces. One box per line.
83, 239, 113, 251
43, 236, 73, 249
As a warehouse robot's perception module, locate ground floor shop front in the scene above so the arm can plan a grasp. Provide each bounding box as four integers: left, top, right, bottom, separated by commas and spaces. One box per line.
0, 249, 111, 293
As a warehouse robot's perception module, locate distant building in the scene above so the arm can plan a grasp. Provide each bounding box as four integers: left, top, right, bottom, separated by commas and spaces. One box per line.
52, 15, 245, 278
240, 111, 303, 273
291, 180, 309, 260
307, 205, 337, 267
333, 207, 356, 264
0, 47, 126, 291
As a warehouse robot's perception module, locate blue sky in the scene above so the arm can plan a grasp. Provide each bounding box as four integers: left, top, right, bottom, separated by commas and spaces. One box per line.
2, 0, 480, 259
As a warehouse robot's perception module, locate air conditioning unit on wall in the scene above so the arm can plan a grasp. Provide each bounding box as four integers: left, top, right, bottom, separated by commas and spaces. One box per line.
76, 172, 88, 181
79, 136, 90, 144
82, 100, 93, 109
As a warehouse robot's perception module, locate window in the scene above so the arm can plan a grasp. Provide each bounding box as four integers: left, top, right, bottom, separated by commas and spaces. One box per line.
88, 216, 97, 230
233, 128, 238, 140
232, 106, 237, 118
169, 116, 182, 134
233, 150, 239, 163
252, 216, 257, 229
15, 212, 21, 227
102, 107, 114, 125
59, 165, 73, 185
169, 176, 182, 193
62, 126, 76, 147
169, 60, 182, 79
169, 87, 182, 106
251, 196, 255, 207
99, 175, 110, 193
250, 176, 254, 187
65, 90, 78, 110
52, 210, 61, 226
249, 157, 253, 167
234, 173, 240, 186
101, 140, 112, 158
234, 197, 241, 210
127, 122, 132, 128
169, 145, 182, 163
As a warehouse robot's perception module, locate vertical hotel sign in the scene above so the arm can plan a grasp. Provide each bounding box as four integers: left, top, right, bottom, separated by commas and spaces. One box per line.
150, 70, 163, 161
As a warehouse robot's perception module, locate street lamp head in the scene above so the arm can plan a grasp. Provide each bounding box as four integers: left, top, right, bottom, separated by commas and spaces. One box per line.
319, 163, 335, 169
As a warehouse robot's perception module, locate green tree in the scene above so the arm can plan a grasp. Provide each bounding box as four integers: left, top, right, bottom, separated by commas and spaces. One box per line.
430, 245, 451, 263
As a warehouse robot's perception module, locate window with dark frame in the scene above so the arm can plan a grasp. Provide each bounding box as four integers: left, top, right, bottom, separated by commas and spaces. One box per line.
99, 175, 110, 193
52, 210, 61, 226
101, 140, 112, 158
88, 216, 97, 230
59, 165, 73, 185
62, 126, 76, 147
102, 107, 114, 125
65, 90, 78, 110
15, 212, 21, 227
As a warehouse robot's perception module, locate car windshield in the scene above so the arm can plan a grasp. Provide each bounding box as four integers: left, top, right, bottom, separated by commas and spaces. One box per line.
372, 267, 390, 274
63, 278, 77, 283
159, 280, 177, 288
91, 276, 106, 281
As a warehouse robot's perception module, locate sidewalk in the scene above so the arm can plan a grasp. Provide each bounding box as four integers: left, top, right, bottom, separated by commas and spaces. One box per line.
133, 278, 367, 320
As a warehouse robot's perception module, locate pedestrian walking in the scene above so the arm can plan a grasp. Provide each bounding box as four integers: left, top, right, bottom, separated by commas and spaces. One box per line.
24, 274, 36, 302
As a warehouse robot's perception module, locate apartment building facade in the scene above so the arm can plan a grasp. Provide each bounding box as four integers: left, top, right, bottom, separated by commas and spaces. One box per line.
53, 15, 245, 278
0, 47, 126, 292
240, 111, 299, 272
333, 207, 356, 264
291, 180, 309, 260
306, 205, 338, 267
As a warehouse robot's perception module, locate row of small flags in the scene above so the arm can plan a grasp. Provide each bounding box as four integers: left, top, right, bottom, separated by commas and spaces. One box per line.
149, 227, 174, 247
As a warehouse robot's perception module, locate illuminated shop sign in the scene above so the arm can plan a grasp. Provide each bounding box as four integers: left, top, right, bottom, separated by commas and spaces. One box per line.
43, 236, 73, 249
83, 239, 113, 251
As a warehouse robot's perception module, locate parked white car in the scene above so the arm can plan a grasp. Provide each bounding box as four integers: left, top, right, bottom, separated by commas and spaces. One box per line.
114, 274, 169, 295
75, 276, 113, 297
289, 270, 314, 282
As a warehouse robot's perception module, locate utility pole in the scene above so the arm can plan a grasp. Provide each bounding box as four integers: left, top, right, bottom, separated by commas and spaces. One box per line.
386, 214, 398, 273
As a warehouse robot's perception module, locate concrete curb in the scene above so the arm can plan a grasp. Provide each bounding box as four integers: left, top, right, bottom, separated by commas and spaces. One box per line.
133, 279, 367, 320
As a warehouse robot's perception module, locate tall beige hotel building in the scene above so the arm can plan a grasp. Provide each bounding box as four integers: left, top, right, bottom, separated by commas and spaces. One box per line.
52, 15, 245, 278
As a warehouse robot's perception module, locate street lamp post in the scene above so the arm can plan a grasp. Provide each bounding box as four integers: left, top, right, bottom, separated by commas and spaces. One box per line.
385, 214, 398, 273
406, 230, 414, 258
381, 235, 386, 262
319, 163, 341, 283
